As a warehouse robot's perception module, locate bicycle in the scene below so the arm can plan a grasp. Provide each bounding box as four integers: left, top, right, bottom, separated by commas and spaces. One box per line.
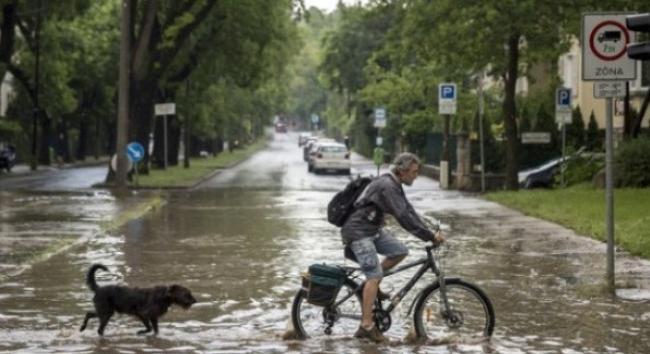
291, 241, 495, 341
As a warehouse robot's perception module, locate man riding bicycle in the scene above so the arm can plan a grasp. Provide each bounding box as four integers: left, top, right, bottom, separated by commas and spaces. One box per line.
341, 152, 444, 343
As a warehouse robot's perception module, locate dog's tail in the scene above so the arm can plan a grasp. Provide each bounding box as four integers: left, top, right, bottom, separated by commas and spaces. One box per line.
86, 264, 108, 292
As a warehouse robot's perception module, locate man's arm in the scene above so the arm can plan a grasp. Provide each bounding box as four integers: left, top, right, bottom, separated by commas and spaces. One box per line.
378, 187, 436, 242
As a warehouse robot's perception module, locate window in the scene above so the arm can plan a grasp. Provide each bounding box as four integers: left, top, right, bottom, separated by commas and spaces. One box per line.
320, 146, 347, 153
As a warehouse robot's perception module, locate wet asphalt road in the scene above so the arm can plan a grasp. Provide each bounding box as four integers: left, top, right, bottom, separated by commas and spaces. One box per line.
0, 132, 649, 353
0, 166, 107, 191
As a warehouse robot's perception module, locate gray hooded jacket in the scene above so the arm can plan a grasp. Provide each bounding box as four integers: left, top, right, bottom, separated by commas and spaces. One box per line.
340, 173, 436, 244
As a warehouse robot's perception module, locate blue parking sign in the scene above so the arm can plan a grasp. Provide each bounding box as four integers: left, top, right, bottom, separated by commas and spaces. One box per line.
440, 84, 456, 100
557, 88, 571, 108
126, 142, 145, 163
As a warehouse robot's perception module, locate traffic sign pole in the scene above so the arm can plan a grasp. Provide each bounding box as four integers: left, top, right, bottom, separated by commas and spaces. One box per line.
478, 73, 486, 193
438, 83, 456, 190
163, 114, 168, 170
556, 88, 572, 187
561, 124, 567, 186
582, 13, 636, 294
605, 97, 615, 291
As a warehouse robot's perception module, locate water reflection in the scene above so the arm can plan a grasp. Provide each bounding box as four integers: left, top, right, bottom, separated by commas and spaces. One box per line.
1, 136, 650, 352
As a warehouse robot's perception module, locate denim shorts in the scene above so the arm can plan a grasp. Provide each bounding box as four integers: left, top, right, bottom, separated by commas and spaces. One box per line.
349, 229, 409, 279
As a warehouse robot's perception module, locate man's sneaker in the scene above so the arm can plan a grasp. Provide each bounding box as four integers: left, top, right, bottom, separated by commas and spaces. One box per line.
356, 282, 391, 301
354, 325, 387, 343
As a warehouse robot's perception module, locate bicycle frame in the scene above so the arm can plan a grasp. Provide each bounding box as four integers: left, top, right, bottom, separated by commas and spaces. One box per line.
333, 245, 451, 317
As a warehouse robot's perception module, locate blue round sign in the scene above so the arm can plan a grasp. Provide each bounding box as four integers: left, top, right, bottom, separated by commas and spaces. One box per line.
126, 142, 145, 163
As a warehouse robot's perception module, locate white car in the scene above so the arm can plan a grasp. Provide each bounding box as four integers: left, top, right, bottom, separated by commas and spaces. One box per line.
298, 132, 312, 147
310, 142, 350, 174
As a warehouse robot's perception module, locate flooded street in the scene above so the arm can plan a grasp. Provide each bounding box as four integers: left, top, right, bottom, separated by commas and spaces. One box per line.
1, 133, 649, 353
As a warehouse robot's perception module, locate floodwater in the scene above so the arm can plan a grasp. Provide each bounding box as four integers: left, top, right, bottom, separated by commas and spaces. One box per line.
0, 133, 649, 353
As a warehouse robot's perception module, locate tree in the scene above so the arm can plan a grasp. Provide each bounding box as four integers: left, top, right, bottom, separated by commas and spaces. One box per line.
586, 111, 601, 151
0, 0, 96, 165
401, 0, 584, 190
567, 105, 586, 149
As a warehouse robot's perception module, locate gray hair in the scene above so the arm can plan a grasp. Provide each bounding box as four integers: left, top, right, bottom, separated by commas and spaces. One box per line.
391, 152, 420, 174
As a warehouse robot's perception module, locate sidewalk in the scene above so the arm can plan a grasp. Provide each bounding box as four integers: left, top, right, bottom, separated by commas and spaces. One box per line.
0, 157, 110, 179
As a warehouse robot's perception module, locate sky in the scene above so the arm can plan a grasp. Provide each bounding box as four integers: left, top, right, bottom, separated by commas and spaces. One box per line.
304, 0, 366, 13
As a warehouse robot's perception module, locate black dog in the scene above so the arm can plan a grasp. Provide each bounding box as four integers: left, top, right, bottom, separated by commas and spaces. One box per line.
80, 264, 196, 336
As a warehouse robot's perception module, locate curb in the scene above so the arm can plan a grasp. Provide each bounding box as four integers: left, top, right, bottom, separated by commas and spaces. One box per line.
94, 140, 269, 191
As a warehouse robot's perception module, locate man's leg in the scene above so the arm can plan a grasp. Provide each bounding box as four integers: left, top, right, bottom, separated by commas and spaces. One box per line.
376, 229, 409, 272
349, 238, 383, 329
361, 278, 379, 329
382, 254, 406, 272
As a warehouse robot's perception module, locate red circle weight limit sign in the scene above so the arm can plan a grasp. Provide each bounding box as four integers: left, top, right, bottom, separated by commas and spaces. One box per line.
589, 20, 630, 61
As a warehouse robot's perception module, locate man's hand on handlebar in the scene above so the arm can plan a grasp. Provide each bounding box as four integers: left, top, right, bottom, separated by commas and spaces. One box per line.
432, 230, 445, 246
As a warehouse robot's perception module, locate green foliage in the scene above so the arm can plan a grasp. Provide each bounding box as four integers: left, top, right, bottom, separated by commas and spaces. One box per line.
555, 153, 604, 187
616, 137, 650, 187
586, 111, 602, 152
567, 106, 586, 149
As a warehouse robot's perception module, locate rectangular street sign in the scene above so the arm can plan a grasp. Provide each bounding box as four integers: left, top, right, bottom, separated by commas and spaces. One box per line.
594, 81, 626, 98
556, 88, 572, 111
555, 112, 573, 125
521, 132, 551, 144
154, 103, 176, 116
374, 107, 386, 128
555, 88, 572, 125
582, 13, 637, 81
438, 83, 457, 115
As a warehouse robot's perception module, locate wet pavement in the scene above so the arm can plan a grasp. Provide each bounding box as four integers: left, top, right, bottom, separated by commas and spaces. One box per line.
0, 133, 649, 353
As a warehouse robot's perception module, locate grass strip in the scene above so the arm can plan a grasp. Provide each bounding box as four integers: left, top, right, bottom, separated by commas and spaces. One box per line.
485, 183, 650, 259
135, 138, 268, 188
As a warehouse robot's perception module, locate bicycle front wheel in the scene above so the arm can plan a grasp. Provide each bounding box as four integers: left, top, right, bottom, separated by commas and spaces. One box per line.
291, 279, 362, 339
413, 279, 495, 340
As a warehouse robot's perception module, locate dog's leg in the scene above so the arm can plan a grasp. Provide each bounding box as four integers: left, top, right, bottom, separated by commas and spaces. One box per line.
151, 318, 159, 335
80, 312, 97, 332
136, 316, 152, 335
97, 311, 114, 336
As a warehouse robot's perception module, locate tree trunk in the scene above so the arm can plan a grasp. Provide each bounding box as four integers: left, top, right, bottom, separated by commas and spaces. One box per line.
38, 116, 51, 165
503, 34, 520, 190
77, 116, 88, 161
151, 114, 180, 167
130, 77, 156, 173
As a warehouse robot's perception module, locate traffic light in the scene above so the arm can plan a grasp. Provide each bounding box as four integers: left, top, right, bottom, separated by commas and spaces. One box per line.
626, 13, 650, 60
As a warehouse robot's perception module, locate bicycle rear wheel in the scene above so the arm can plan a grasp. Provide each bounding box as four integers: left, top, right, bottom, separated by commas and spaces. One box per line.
413, 279, 495, 340
291, 279, 362, 339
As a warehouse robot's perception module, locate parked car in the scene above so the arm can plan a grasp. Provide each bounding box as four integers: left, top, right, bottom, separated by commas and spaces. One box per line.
518, 157, 566, 189
302, 137, 319, 161
298, 132, 311, 147
0, 144, 16, 172
309, 142, 350, 174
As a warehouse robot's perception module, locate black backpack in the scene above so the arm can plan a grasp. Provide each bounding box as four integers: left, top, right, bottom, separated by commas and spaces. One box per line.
327, 176, 373, 227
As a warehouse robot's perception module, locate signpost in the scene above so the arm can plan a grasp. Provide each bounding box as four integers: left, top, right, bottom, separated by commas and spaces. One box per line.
373, 107, 386, 128
582, 13, 637, 292
310, 113, 319, 130
477, 73, 486, 192
374, 107, 386, 176
126, 141, 145, 187
438, 83, 457, 189
154, 103, 176, 169
556, 88, 572, 186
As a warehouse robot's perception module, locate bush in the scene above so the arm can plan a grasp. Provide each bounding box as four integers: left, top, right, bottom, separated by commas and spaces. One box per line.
556, 153, 603, 187
616, 138, 650, 187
